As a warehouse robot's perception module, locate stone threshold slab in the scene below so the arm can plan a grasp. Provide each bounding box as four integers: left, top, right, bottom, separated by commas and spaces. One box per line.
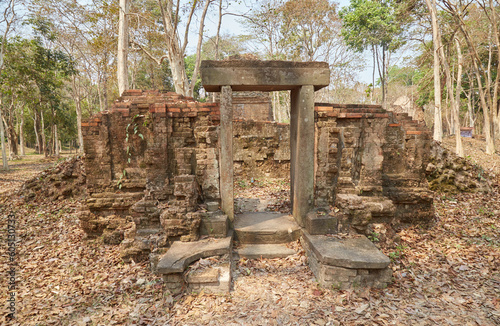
157, 234, 233, 274
302, 231, 390, 269
234, 212, 301, 244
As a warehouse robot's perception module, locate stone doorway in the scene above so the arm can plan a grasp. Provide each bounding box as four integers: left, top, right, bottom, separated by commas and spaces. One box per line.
200, 60, 330, 226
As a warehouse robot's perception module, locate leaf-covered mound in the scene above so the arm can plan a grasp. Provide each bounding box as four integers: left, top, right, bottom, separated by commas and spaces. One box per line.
427, 141, 496, 193
18, 156, 86, 202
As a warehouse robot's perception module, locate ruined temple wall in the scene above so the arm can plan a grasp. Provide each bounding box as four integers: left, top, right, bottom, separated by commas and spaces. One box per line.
233, 120, 290, 178
81, 91, 434, 244
81, 90, 221, 240
314, 105, 393, 204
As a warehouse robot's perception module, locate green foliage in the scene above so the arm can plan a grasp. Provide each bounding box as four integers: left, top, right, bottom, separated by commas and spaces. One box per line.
388, 244, 408, 262
0, 36, 77, 152
339, 0, 405, 53
368, 232, 380, 242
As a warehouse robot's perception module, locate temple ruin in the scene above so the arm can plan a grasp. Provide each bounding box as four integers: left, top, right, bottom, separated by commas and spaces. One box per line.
80, 60, 434, 291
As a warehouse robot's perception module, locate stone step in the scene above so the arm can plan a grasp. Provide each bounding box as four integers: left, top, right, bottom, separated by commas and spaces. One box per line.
234, 212, 301, 244
337, 177, 355, 186
157, 234, 233, 274
301, 231, 392, 290
186, 264, 231, 294
235, 244, 297, 259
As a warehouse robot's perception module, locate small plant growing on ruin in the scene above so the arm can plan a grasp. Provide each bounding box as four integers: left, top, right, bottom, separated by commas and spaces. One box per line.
368, 232, 380, 243
117, 169, 127, 189
389, 244, 408, 262
125, 114, 145, 164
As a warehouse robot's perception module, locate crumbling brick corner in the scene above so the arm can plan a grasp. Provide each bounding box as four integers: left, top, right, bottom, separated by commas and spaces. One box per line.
81, 90, 222, 262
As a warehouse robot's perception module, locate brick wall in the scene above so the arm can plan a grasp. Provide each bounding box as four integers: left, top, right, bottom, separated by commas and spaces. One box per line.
81, 91, 434, 256
81, 90, 221, 245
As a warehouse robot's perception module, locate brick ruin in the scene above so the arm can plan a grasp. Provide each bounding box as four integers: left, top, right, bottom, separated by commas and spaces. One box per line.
80, 90, 433, 275
79, 61, 436, 290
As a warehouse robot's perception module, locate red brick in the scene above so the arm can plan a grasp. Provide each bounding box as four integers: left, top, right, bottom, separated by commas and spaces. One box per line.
406, 130, 423, 135
346, 113, 363, 118
389, 123, 401, 127
168, 108, 181, 113
81, 122, 90, 127
315, 106, 333, 112
155, 107, 166, 113
374, 113, 389, 118
115, 108, 129, 117
198, 107, 211, 112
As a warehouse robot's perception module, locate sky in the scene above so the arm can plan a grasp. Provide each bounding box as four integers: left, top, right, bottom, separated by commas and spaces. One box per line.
198, 0, 413, 84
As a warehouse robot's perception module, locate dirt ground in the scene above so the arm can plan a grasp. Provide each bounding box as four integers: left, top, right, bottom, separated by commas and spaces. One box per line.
0, 140, 499, 325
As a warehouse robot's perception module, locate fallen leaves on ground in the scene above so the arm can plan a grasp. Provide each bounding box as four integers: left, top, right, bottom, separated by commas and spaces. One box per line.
0, 150, 499, 325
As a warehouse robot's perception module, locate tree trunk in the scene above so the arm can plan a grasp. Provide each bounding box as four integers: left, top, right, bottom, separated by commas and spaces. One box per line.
41, 110, 47, 157
33, 113, 41, 154
214, 0, 223, 60
72, 76, 84, 153
5, 116, 18, 158
104, 60, 108, 109
436, 23, 459, 147
117, 0, 130, 96
0, 103, 8, 170
454, 10, 495, 153
425, 0, 443, 142
489, 0, 500, 138
371, 45, 375, 104
54, 124, 60, 156
188, 0, 212, 97
19, 109, 25, 156
157, 0, 189, 95
454, 37, 464, 157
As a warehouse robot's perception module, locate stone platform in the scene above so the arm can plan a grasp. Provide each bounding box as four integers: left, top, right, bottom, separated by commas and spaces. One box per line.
301, 231, 391, 289
157, 234, 233, 294
233, 212, 300, 259
234, 212, 301, 244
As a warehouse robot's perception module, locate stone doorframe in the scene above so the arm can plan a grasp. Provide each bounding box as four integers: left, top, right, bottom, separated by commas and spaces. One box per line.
200, 60, 330, 226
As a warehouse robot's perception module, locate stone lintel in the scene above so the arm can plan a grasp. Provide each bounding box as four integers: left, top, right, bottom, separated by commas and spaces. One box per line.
201, 60, 330, 92
302, 231, 390, 269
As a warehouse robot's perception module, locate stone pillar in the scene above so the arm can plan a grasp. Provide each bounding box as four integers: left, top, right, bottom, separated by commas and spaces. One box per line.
290, 89, 299, 210
291, 85, 315, 226
220, 86, 234, 220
